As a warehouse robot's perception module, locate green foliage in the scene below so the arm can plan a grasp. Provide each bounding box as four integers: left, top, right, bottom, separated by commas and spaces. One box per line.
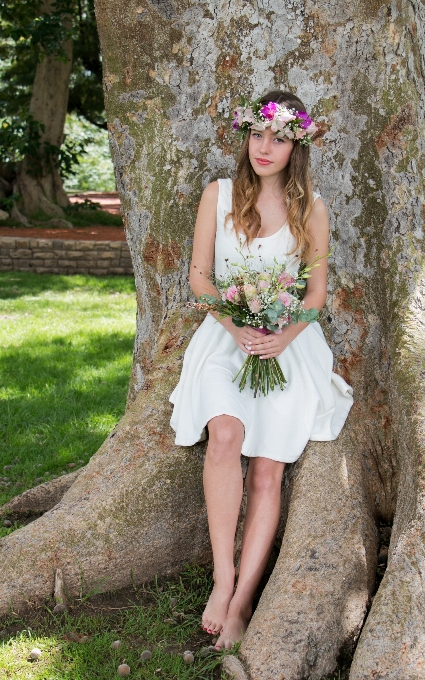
68, 1, 105, 128
62, 113, 116, 191
0, 113, 62, 177
0, 272, 135, 506
0, 0, 106, 187
0, 1, 74, 61
64, 206, 123, 227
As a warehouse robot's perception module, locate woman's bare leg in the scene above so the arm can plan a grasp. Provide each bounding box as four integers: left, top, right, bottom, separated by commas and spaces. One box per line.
202, 415, 245, 634
215, 456, 285, 648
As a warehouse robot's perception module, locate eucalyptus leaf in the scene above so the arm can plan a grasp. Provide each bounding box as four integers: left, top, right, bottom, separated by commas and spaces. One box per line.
199, 294, 218, 304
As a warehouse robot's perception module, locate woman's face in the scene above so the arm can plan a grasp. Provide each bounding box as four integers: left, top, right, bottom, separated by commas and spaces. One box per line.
248, 128, 294, 178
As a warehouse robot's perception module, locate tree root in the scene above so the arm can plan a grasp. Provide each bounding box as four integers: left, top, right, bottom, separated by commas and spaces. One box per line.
10, 204, 30, 226
350, 518, 425, 678
0, 352, 210, 617
239, 425, 378, 680
349, 283, 425, 677
0, 471, 82, 521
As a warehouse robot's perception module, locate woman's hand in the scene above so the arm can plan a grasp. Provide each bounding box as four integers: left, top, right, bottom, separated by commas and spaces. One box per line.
226, 324, 267, 355
246, 326, 294, 359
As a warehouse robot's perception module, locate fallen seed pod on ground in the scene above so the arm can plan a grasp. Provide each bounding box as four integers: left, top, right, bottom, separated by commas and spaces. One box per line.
29, 648, 42, 660
183, 651, 194, 664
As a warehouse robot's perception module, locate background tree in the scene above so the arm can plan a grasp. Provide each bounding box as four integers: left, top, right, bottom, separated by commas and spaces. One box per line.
0, 0, 105, 222
1, 1, 425, 679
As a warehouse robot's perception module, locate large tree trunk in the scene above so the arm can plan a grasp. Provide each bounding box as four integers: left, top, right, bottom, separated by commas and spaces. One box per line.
15, 0, 72, 219
1, 1, 425, 678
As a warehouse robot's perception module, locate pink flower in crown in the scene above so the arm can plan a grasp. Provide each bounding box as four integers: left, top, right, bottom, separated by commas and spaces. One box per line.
260, 101, 278, 120
242, 108, 254, 123
306, 121, 318, 135
226, 285, 240, 302
277, 108, 296, 124
248, 298, 262, 313
233, 107, 244, 128
296, 129, 306, 140
278, 271, 295, 287
296, 111, 313, 129
278, 291, 292, 307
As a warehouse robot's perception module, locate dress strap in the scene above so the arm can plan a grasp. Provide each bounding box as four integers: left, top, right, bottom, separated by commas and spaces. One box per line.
217, 179, 233, 229
312, 190, 321, 203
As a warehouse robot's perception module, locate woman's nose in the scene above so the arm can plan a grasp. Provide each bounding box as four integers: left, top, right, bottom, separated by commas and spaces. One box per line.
259, 137, 272, 153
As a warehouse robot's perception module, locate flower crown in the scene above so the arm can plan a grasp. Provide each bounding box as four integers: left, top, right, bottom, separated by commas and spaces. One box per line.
232, 97, 318, 146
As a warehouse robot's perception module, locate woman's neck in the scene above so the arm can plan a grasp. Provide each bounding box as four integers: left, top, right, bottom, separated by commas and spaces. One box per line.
258, 173, 286, 199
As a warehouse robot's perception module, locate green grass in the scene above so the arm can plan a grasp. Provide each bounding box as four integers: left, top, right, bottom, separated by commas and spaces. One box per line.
0, 274, 233, 678
0, 271, 136, 507
0, 565, 229, 679
63, 204, 123, 228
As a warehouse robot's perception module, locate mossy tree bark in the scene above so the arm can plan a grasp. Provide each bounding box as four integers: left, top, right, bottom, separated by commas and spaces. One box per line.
15, 0, 72, 220
1, 1, 425, 678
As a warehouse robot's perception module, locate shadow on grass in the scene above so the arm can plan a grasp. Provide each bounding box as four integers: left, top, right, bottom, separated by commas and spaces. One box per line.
0, 271, 135, 300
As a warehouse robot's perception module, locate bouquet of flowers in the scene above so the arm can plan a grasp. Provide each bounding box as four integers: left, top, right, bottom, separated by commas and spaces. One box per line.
194, 252, 324, 397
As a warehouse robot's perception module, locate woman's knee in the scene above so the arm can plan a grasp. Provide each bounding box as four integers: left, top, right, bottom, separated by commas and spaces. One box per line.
207, 416, 243, 463
247, 458, 284, 494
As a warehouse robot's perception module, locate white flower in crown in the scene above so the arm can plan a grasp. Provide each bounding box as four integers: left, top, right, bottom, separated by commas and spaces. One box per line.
232, 97, 318, 146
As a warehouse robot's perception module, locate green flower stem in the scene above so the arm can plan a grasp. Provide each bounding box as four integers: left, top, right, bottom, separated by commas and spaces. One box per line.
233, 355, 287, 397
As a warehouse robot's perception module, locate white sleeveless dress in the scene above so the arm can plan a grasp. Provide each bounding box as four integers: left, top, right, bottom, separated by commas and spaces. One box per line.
169, 178, 353, 463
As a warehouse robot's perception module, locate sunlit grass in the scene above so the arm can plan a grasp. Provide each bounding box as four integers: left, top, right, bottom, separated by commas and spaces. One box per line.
0, 272, 136, 506
0, 565, 228, 679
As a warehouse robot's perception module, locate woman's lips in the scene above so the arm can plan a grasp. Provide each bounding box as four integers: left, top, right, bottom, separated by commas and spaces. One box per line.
255, 158, 272, 165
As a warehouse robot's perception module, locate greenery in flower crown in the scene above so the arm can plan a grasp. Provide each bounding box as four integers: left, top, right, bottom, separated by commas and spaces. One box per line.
232, 96, 318, 146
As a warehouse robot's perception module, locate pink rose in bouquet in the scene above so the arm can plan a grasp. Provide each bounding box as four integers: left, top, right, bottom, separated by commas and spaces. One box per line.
277, 291, 292, 307
226, 285, 240, 302
243, 283, 257, 300
278, 272, 295, 287
248, 298, 262, 313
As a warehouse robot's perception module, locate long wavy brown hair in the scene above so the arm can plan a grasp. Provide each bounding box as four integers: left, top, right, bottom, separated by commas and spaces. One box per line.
227, 90, 314, 257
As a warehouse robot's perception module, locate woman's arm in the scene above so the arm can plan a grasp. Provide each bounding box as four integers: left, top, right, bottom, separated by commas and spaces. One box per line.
189, 181, 264, 353
249, 197, 330, 359
189, 181, 219, 299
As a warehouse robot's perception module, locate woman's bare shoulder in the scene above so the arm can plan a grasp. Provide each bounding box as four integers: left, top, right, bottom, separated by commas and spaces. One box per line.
311, 196, 328, 219
309, 197, 329, 233
201, 181, 219, 203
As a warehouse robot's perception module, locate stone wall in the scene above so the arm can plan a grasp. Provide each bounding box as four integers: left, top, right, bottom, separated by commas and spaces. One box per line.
0, 236, 133, 276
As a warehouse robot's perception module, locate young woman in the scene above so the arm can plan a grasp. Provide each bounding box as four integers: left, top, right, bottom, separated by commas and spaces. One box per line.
169, 90, 353, 649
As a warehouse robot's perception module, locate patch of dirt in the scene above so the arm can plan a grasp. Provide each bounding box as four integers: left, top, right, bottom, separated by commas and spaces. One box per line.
69, 192, 121, 215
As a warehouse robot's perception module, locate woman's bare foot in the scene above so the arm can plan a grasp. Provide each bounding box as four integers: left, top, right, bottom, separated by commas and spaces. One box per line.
202, 574, 235, 635
214, 599, 252, 650
214, 612, 249, 650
